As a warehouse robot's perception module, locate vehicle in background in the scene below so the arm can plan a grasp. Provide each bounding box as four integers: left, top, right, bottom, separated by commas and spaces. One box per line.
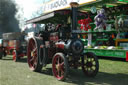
1, 32, 27, 62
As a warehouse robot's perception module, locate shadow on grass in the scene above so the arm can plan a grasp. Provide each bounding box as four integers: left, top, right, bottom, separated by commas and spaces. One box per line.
98, 56, 126, 62
65, 69, 128, 85
17, 58, 27, 63
38, 68, 128, 85
1, 56, 27, 63
1, 56, 13, 61
39, 68, 53, 76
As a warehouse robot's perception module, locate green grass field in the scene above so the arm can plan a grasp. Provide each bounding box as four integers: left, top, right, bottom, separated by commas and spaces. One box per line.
0, 55, 128, 85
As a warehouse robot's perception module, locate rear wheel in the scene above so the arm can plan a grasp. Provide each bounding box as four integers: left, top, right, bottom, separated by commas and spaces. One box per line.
0, 48, 3, 59
0, 52, 2, 59
27, 38, 42, 72
13, 50, 19, 62
81, 52, 99, 77
52, 53, 68, 81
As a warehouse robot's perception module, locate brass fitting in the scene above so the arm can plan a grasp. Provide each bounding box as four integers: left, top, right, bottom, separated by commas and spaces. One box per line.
70, 2, 79, 8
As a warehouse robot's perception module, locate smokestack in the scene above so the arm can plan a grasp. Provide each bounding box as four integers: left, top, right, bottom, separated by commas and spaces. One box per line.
70, 2, 79, 30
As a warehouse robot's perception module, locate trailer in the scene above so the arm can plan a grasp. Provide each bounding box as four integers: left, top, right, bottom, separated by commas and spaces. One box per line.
76, 0, 128, 61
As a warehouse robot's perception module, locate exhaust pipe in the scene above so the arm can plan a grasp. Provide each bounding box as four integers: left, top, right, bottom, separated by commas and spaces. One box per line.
70, 2, 79, 30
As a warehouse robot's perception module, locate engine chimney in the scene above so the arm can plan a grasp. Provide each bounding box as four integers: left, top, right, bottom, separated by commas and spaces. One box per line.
70, 2, 79, 30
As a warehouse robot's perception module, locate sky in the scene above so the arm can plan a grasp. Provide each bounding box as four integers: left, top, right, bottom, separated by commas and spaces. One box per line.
14, 0, 52, 30
14, 0, 92, 19
13, 0, 46, 30
15, 0, 47, 19
14, 0, 81, 19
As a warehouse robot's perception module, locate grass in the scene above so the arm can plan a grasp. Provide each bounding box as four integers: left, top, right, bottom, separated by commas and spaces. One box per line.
0, 55, 128, 85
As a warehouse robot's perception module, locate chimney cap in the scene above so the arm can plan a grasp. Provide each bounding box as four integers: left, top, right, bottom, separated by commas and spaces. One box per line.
70, 2, 79, 7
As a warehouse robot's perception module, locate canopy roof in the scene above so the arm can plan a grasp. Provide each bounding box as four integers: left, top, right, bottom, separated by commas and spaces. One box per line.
26, 9, 89, 24
26, 0, 128, 24
79, 0, 128, 12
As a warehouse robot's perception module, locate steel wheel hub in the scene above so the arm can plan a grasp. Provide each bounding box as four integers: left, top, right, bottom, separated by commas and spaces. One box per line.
86, 62, 93, 67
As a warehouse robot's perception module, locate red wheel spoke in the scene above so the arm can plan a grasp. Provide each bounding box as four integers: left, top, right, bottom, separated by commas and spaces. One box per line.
60, 66, 64, 75
30, 57, 34, 62
33, 59, 37, 66
30, 55, 37, 62
57, 69, 61, 77
30, 41, 35, 48
61, 62, 64, 66
58, 57, 60, 64
33, 47, 37, 53
33, 56, 37, 63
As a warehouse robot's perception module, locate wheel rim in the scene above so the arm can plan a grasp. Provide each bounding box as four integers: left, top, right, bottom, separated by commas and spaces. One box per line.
84, 56, 96, 73
27, 39, 38, 70
52, 55, 65, 80
82, 53, 99, 77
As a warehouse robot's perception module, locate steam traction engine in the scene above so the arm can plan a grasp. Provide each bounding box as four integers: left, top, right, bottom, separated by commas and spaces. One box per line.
2, 32, 27, 62
26, 2, 99, 80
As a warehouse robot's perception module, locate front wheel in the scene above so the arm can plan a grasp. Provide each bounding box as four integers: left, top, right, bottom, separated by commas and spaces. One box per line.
52, 53, 68, 81
81, 52, 99, 77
